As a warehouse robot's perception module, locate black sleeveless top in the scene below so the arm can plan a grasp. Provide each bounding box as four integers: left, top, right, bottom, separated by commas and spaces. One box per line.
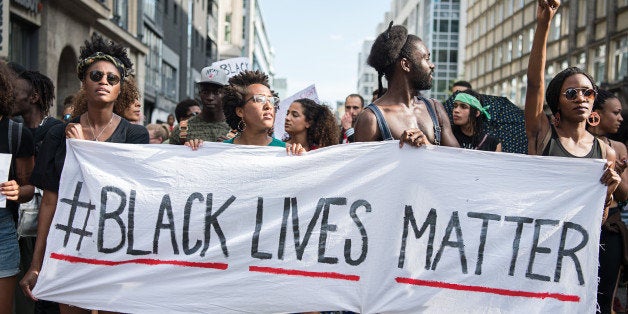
541, 125, 603, 158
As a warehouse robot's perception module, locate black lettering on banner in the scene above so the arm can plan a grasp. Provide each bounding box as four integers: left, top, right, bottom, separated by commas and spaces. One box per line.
526, 219, 559, 282
277, 197, 295, 260
153, 194, 179, 254
252, 197, 272, 259
294, 198, 325, 260
344, 200, 371, 266
183, 192, 204, 255
467, 212, 501, 275
318, 198, 345, 264
431, 211, 467, 273
200, 194, 235, 257
127, 189, 150, 255
398, 207, 437, 269
554, 222, 588, 285
57, 181, 95, 251
504, 216, 534, 276
97, 186, 126, 253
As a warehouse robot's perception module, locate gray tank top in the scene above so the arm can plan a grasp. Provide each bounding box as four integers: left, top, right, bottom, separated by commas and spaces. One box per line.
541, 125, 603, 158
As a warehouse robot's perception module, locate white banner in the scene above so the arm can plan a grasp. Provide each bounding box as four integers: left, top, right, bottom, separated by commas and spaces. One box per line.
212, 57, 251, 78
33, 140, 606, 313
273, 84, 320, 141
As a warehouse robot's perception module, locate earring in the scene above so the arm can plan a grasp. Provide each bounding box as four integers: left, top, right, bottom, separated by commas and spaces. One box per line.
552, 113, 560, 127
237, 119, 247, 132
587, 112, 601, 127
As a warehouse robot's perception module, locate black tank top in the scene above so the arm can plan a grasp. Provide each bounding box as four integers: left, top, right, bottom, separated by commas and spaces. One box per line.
541, 125, 603, 158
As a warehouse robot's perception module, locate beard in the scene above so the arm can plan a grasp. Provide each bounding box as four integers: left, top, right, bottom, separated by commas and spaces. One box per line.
410, 62, 433, 91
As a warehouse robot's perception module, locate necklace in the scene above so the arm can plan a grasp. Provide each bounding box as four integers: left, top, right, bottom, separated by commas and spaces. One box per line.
86, 114, 116, 141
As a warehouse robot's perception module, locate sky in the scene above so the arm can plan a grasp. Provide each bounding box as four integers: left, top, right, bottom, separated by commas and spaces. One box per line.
257, 0, 391, 105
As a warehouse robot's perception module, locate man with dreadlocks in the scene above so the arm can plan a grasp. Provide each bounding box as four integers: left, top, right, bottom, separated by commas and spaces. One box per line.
354, 23, 458, 148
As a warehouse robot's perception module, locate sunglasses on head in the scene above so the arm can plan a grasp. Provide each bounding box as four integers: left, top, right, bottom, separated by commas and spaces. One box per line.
88, 70, 121, 86
563, 88, 596, 101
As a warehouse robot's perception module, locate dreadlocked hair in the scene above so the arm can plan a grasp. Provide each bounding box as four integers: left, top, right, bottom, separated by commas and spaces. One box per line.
285, 98, 340, 149
20, 70, 56, 115
222, 70, 270, 130
78, 33, 133, 79
0, 61, 16, 116
367, 22, 422, 97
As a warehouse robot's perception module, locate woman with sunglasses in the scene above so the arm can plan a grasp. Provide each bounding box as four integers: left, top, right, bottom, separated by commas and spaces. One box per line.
587, 89, 628, 313
20, 34, 148, 312
220, 70, 304, 154
284, 98, 339, 151
526, 3, 621, 312
526, 0, 619, 207
451, 89, 501, 152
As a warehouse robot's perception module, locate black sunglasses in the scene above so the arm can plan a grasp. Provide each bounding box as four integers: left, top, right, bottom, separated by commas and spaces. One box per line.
563, 88, 596, 101
88, 70, 121, 86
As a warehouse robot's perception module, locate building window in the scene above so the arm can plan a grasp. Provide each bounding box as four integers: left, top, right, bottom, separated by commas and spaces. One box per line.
577, 0, 586, 28
162, 62, 177, 100
224, 13, 232, 44
615, 37, 628, 81
550, 12, 561, 41
506, 41, 512, 62
527, 28, 534, 53
517, 34, 523, 58
142, 27, 163, 94
592, 45, 606, 85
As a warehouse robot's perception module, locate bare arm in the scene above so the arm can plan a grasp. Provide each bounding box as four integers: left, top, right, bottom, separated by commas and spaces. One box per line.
611, 141, 628, 202
19, 190, 59, 301
15, 155, 34, 203
525, 0, 560, 155
354, 109, 381, 142
434, 99, 459, 148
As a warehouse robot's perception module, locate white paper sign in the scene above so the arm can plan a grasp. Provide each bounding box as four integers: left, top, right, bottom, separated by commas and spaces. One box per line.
273, 84, 320, 141
33, 141, 605, 313
0, 153, 12, 207
212, 57, 251, 78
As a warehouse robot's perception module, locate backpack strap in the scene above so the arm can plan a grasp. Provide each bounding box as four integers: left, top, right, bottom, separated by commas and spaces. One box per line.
365, 103, 393, 141
7, 119, 23, 180
418, 96, 441, 145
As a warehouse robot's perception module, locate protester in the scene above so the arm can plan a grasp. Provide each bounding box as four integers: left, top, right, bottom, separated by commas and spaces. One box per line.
170, 66, 231, 145
173, 98, 201, 124
587, 88, 628, 313
10, 69, 62, 313
0, 61, 36, 314
284, 98, 339, 151
167, 113, 175, 131
62, 95, 75, 122
525, 4, 621, 312
147, 123, 168, 144
20, 34, 149, 312
217, 70, 303, 154
355, 22, 459, 148
371, 87, 387, 102
451, 89, 501, 151
117, 76, 142, 124
339, 94, 364, 143
451, 80, 472, 93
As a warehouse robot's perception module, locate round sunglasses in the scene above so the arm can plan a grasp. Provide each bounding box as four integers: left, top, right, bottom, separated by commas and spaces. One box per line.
562, 88, 596, 101
88, 70, 121, 86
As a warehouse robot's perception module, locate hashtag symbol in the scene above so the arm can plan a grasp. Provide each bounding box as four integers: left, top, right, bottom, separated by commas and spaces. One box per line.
55, 181, 95, 251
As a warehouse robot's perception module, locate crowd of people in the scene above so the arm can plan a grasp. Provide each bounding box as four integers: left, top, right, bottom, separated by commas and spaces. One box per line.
0, 0, 626, 313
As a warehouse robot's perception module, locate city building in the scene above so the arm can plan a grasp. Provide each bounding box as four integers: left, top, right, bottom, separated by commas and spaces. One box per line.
356, 39, 378, 102
465, 0, 628, 108
3, 0, 148, 118
218, 0, 274, 84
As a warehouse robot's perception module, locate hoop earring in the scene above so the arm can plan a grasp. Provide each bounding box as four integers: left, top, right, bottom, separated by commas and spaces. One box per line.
587, 112, 601, 127
552, 112, 561, 127
237, 119, 247, 132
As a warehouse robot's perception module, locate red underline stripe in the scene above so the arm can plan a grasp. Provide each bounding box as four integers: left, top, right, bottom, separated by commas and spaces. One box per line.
50, 253, 228, 270
395, 277, 579, 302
249, 265, 360, 281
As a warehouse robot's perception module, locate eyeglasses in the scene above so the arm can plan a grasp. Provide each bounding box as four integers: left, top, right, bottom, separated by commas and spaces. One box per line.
88, 70, 121, 86
563, 88, 596, 101
246, 94, 280, 109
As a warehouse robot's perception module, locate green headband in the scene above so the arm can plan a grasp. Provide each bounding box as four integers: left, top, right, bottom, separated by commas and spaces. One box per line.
454, 93, 491, 120
77, 52, 127, 82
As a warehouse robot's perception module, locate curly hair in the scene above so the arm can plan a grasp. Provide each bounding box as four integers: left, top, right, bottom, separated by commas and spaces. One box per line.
115, 76, 140, 116
78, 33, 133, 81
0, 61, 16, 116
593, 88, 618, 111
71, 78, 137, 118
19, 70, 56, 116
546, 66, 597, 115
222, 70, 270, 130
285, 98, 340, 148
367, 22, 422, 96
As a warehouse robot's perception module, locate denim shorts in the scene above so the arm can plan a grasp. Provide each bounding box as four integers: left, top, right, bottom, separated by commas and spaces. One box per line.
0, 208, 20, 278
